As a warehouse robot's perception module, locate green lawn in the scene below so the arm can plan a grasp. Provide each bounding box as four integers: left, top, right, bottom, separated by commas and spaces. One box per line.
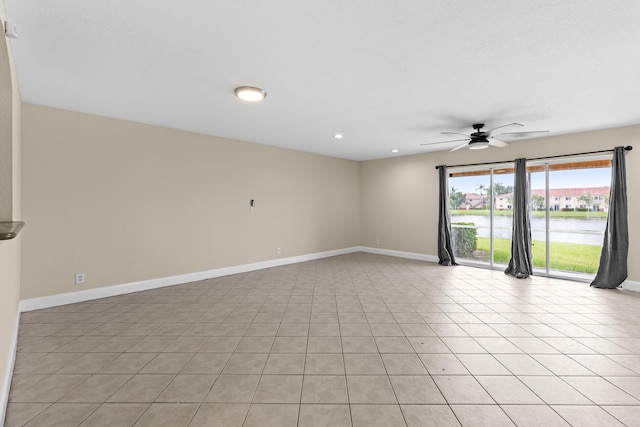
474, 237, 601, 274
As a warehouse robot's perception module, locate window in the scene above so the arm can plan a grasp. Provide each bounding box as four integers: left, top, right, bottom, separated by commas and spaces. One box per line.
448, 157, 611, 279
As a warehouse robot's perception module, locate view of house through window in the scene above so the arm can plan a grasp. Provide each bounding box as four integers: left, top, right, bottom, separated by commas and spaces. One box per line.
448, 157, 612, 278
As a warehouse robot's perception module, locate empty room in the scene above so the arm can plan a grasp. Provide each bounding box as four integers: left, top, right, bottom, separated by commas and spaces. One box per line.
2, 1, 640, 426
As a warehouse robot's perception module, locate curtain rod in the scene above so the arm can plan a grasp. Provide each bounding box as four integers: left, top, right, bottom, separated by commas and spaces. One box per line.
434, 146, 633, 170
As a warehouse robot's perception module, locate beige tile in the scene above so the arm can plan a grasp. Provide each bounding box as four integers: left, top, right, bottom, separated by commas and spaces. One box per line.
401, 404, 461, 427
244, 322, 280, 336
307, 336, 342, 353
99, 353, 157, 374
222, 353, 268, 374
552, 405, 625, 426
15, 352, 81, 375
3, 403, 49, 426
501, 405, 571, 427
252, 374, 303, 403
271, 336, 308, 353
133, 402, 198, 427
603, 405, 640, 426
476, 376, 543, 404
243, 403, 299, 427
375, 336, 414, 353
126, 336, 174, 352
347, 375, 397, 404
408, 337, 451, 353
299, 404, 351, 427
344, 353, 387, 375
369, 323, 404, 337
350, 404, 406, 427
456, 354, 510, 375
263, 353, 306, 374
139, 352, 192, 374
339, 323, 372, 337
301, 375, 348, 404
277, 323, 309, 337
11, 374, 90, 403
441, 337, 487, 353
304, 353, 345, 375
107, 374, 174, 403
163, 336, 207, 352
605, 376, 640, 399
205, 375, 260, 403
450, 405, 515, 427
419, 354, 469, 375
382, 353, 428, 375
341, 336, 378, 353
181, 352, 231, 374
23, 403, 99, 426
235, 336, 275, 353
156, 374, 217, 402
389, 375, 446, 404
569, 354, 636, 376
518, 376, 591, 404
494, 354, 553, 375
431, 376, 494, 404
531, 354, 596, 376
200, 337, 241, 352
78, 403, 150, 427
189, 403, 249, 427
561, 376, 639, 405
60, 374, 132, 403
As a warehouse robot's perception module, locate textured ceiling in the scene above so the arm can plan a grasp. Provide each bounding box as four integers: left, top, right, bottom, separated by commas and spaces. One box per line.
5, 0, 640, 160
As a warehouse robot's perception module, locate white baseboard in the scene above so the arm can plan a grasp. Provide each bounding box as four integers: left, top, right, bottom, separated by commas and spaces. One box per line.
19, 247, 362, 312
0, 311, 20, 427
621, 279, 640, 292
359, 246, 439, 263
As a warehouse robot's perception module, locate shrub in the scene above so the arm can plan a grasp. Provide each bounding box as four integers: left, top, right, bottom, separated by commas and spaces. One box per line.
451, 222, 477, 257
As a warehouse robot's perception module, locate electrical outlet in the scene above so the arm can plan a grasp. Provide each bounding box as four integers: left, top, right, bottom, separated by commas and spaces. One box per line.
375, 239, 380, 246
276, 247, 282, 255
74, 273, 85, 285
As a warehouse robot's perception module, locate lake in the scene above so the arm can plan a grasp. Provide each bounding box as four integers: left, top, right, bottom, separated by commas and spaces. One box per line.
450, 215, 606, 245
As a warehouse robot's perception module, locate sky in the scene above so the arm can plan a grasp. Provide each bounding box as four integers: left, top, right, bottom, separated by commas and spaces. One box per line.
451, 167, 611, 194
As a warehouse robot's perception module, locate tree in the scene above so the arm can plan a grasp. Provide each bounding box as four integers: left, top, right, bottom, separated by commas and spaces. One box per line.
449, 186, 465, 209
475, 184, 488, 209
531, 194, 545, 211
578, 193, 594, 211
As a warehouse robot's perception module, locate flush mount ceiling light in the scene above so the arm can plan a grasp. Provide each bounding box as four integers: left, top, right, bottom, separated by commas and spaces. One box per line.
234, 86, 267, 102
334, 134, 343, 139
391, 149, 399, 153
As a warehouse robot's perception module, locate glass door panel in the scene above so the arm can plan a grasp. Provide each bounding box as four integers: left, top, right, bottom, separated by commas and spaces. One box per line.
491, 168, 514, 267
448, 170, 491, 264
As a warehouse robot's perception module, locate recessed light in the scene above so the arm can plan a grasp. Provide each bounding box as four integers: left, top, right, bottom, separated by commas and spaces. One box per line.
234, 86, 267, 102
334, 134, 343, 139
391, 149, 399, 153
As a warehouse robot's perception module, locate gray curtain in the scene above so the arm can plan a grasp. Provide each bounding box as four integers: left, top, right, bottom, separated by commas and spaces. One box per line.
438, 166, 457, 266
504, 158, 533, 278
591, 146, 628, 288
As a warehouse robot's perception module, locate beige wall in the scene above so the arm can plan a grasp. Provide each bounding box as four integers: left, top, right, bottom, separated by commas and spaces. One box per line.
21, 104, 361, 299
361, 125, 640, 282
0, 0, 22, 419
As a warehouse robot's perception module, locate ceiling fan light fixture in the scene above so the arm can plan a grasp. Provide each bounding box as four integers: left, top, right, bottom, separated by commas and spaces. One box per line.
234, 86, 267, 102
469, 142, 489, 150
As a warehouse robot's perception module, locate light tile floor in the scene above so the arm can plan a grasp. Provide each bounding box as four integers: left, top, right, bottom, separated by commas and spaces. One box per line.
5, 252, 640, 426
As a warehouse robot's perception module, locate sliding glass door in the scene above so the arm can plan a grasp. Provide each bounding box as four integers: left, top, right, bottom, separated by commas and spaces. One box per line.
448, 157, 611, 279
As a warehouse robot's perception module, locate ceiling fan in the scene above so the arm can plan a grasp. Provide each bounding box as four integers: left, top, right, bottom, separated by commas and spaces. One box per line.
421, 123, 549, 151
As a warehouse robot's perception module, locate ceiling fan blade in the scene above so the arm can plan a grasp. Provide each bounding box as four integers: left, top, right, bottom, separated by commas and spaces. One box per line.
489, 138, 509, 148
496, 130, 549, 138
440, 131, 470, 137
420, 138, 469, 146
486, 122, 523, 136
450, 141, 470, 152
